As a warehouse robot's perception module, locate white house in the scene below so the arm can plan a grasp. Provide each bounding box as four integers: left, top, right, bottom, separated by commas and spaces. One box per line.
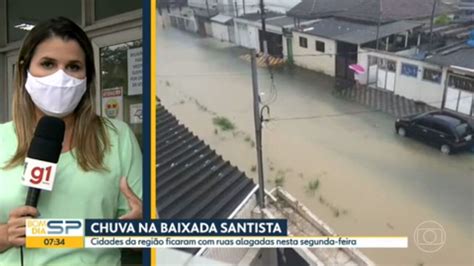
234, 12, 285, 52
186, 0, 219, 36
210, 14, 234, 42
234, 18, 260, 50
426, 47, 474, 116
357, 46, 474, 117
358, 48, 447, 108
223, 0, 301, 17
234, 12, 315, 58
290, 18, 422, 78
188, 0, 218, 10
444, 68, 474, 116
161, 7, 199, 33
266, 16, 317, 58
291, 31, 337, 76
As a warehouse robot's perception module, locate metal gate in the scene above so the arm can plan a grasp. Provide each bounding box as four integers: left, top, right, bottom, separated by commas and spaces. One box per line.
444, 73, 474, 116
259, 30, 283, 58
367, 55, 397, 92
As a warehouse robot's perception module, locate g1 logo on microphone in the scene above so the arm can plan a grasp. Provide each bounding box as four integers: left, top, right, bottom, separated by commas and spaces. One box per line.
29, 165, 52, 184
21, 157, 57, 191
26, 219, 84, 237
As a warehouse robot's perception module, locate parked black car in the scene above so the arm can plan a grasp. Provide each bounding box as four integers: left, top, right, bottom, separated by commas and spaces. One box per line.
395, 111, 474, 154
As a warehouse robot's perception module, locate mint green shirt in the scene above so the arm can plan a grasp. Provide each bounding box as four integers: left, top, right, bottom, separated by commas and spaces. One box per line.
0, 119, 142, 266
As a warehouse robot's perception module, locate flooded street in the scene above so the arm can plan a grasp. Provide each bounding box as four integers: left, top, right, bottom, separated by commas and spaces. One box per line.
157, 20, 474, 266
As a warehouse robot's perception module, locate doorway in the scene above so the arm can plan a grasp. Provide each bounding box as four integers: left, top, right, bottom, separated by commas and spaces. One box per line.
92, 27, 143, 149
259, 30, 283, 58
335, 41, 357, 89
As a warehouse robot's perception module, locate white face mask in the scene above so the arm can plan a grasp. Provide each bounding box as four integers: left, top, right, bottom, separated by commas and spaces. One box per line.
25, 70, 87, 118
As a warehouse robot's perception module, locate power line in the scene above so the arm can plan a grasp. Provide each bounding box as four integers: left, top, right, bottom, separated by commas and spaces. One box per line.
193, 3, 292, 8
266, 109, 380, 122
264, 92, 472, 123
157, 72, 274, 78
291, 51, 371, 57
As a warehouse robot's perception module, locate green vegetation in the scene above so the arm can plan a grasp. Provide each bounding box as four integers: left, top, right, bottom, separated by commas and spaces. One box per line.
244, 135, 256, 148
274, 170, 286, 187
319, 196, 325, 204
197, 103, 208, 112
212, 117, 235, 131
319, 195, 348, 218
435, 15, 451, 26
307, 179, 320, 192
250, 165, 257, 172
249, 140, 255, 147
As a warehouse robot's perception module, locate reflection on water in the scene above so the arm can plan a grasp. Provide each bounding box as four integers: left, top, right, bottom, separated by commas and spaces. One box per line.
157, 19, 474, 265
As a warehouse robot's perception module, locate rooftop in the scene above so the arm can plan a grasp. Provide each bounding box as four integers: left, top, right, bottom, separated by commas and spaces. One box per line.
287, 0, 455, 23
298, 18, 423, 45
156, 105, 256, 219
211, 14, 233, 24
237, 11, 285, 22
414, 22, 474, 69
427, 46, 474, 69
337, 0, 454, 24
266, 16, 299, 28
287, 0, 363, 20
193, 7, 219, 18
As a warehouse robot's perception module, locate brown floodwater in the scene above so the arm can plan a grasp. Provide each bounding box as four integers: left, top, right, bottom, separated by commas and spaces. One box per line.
157, 16, 474, 265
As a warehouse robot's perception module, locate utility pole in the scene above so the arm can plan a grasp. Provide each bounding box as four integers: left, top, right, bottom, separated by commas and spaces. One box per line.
243, 0, 246, 15
374, 0, 382, 88
259, 0, 268, 56
429, 0, 438, 52
441, 71, 449, 111
205, 0, 210, 17
375, 0, 382, 51
251, 49, 266, 209
234, 1, 238, 17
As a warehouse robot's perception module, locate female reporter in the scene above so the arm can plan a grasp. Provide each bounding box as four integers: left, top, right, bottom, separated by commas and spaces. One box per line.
0, 17, 142, 265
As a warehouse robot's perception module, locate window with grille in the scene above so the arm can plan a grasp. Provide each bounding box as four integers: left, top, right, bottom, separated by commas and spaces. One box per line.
423, 68, 442, 83
299, 36, 308, 48
315, 40, 325, 52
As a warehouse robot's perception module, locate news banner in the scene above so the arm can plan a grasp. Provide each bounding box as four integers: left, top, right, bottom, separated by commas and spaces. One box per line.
26, 219, 408, 249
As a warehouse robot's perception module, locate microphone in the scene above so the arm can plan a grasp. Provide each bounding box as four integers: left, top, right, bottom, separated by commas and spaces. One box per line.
22, 116, 65, 207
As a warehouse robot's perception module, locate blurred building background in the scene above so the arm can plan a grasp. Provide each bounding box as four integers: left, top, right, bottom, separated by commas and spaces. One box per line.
0, 0, 144, 149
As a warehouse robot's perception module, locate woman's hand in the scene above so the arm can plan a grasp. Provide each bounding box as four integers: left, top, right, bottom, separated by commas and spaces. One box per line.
0, 224, 11, 253
119, 177, 142, 220
6, 206, 39, 247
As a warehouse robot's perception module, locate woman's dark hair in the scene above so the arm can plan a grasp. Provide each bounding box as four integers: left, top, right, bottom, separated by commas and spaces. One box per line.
6, 17, 113, 172
18, 16, 95, 88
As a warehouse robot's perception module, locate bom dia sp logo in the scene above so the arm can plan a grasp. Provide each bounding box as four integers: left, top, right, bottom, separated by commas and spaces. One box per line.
26, 219, 84, 237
